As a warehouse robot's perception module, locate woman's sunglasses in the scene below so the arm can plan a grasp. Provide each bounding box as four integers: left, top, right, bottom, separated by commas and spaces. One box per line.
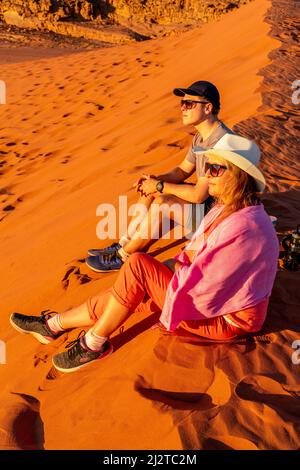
181, 99, 208, 110
205, 162, 228, 177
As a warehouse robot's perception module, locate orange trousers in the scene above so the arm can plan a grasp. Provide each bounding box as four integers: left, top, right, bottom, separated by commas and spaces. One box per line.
87, 252, 247, 340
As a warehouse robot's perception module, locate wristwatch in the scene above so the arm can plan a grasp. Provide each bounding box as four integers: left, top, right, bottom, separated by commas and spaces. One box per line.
156, 180, 164, 193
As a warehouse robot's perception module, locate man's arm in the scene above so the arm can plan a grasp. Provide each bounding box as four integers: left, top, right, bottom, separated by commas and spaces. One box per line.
134, 158, 195, 190
162, 176, 209, 203
156, 158, 195, 183
139, 174, 209, 204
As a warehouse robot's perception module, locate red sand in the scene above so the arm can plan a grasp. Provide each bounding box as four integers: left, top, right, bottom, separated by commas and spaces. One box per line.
0, 0, 299, 450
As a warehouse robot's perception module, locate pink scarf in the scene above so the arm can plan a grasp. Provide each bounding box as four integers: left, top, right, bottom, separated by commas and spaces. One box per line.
159, 204, 279, 331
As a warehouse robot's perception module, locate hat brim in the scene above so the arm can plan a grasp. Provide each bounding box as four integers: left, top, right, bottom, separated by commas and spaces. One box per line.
173, 88, 201, 97
205, 148, 266, 192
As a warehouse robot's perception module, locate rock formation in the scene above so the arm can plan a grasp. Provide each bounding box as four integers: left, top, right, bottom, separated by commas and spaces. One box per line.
0, 1, 251, 46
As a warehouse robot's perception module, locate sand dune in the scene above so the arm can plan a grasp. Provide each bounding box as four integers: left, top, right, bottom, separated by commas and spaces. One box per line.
0, 0, 299, 450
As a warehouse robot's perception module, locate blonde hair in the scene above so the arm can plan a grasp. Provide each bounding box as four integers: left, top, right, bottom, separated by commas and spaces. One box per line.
215, 159, 260, 217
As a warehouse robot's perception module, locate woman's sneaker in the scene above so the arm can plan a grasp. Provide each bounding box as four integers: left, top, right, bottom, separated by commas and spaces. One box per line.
87, 242, 121, 257
52, 331, 113, 373
10, 312, 65, 345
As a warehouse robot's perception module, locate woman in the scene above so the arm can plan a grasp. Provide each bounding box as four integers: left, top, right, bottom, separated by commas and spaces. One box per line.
10, 134, 279, 373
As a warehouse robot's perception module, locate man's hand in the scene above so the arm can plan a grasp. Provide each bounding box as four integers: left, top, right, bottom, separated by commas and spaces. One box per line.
133, 175, 146, 190
133, 174, 156, 195
135, 174, 159, 197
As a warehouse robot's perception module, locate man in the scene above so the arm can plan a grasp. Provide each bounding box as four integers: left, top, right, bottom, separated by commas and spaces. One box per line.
86, 80, 233, 272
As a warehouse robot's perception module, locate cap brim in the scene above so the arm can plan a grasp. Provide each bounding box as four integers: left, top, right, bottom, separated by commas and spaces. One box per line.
173, 88, 201, 97
205, 149, 266, 192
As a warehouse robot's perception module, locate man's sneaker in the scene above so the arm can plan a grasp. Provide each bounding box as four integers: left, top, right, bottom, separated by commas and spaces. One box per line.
85, 251, 124, 272
87, 242, 121, 257
10, 312, 65, 345
52, 330, 113, 373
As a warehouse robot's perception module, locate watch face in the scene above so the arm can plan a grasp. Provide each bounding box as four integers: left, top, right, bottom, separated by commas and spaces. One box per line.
156, 181, 163, 192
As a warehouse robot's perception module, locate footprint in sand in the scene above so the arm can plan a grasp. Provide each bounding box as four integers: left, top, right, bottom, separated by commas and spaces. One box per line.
61, 155, 71, 165
143, 139, 163, 153
0, 187, 14, 196
127, 164, 151, 174
61, 261, 92, 290
235, 374, 300, 419
85, 101, 105, 111
135, 375, 221, 412
0, 392, 44, 450
33, 352, 49, 368
167, 140, 186, 149
135, 355, 231, 411
44, 366, 63, 382
3, 204, 15, 212
164, 117, 177, 124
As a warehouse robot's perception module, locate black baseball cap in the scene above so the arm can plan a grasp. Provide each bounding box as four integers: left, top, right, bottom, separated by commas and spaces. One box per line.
173, 80, 220, 111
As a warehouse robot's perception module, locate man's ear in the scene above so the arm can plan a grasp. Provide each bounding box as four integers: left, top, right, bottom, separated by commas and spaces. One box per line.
205, 102, 213, 115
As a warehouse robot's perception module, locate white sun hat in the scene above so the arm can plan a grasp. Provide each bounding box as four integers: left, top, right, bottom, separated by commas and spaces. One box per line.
194, 133, 266, 192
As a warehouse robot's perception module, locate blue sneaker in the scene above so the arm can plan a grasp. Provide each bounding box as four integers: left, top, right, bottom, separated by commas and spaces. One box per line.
85, 252, 124, 272
87, 242, 121, 257
52, 331, 113, 373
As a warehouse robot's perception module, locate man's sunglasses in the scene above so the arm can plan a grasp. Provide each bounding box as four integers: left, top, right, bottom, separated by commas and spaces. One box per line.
181, 99, 208, 110
205, 162, 228, 177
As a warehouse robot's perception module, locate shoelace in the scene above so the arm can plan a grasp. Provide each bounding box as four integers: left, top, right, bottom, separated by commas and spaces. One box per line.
101, 252, 122, 265
64, 330, 86, 359
40, 310, 57, 321
108, 242, 120, 251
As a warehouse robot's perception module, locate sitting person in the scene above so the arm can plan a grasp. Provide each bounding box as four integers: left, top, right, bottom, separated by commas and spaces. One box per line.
86, 80, 233, 273
10, 134, 279, 373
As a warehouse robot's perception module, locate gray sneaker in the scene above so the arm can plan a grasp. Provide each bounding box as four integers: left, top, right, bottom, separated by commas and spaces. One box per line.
10, 312, 65, 345
87, 242, 121, 257
52, 331, 113, 373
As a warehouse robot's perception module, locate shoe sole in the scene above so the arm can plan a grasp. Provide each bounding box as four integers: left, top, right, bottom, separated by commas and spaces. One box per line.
87, 250, 117, 256
9, 314, 52, 345
85, 260, 121, 273
52, 343, 114, 373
